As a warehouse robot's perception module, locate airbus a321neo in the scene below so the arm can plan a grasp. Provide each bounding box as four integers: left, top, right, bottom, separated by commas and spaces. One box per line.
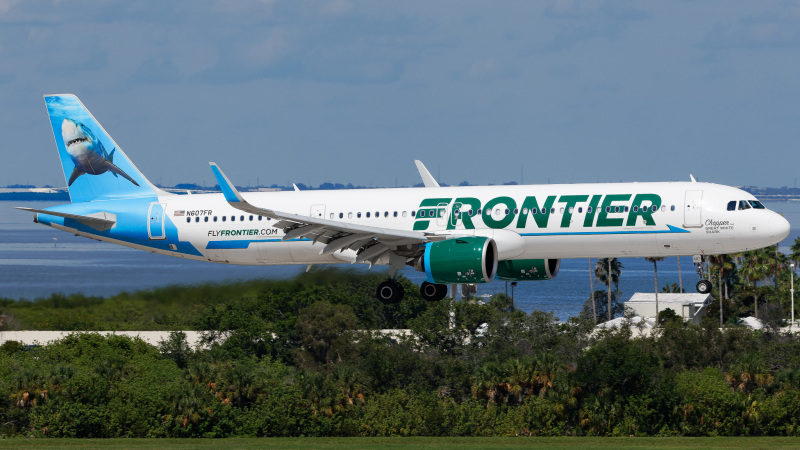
18, 95, 791, 303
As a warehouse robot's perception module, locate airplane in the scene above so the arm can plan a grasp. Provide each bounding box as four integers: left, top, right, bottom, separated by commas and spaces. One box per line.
18, 94, 791, 304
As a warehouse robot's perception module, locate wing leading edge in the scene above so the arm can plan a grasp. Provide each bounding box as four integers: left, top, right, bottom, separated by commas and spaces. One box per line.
208, 163, 430, 266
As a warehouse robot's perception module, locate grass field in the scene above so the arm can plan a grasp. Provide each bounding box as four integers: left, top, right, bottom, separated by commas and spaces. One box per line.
2, 437, 800, 449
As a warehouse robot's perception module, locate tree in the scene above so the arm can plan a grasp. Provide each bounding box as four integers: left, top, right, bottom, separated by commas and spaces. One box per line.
644, 257, 664, 326
790, 237, 800, 269
589, 258, 597, 325
739, 250, 771, 318
595, 258, 623, 321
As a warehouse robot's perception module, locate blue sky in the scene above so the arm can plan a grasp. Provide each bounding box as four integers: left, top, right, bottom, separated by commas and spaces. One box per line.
1, 1, 799, 188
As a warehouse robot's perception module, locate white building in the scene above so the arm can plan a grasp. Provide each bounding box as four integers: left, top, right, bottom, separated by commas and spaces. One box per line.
625, 293, 712, 325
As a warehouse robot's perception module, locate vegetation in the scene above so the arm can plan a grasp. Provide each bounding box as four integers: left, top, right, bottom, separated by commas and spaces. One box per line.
2, 258, 800, 438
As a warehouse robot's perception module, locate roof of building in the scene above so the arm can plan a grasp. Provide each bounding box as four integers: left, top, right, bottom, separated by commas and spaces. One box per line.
627, 293, 712, 305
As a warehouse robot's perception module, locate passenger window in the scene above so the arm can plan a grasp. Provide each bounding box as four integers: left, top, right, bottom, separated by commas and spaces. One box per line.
205, 217, 209, 222
550, 208, 555, 214
394, 211, 398, 217
588, 207, 592, 214
231, 216, 235, 222
375, 211, 379, 217
402, 211, 407, 217
222, 216, 226, 222
625, 206, 629, 212
633, 206, 639, 212
186, 218, 190, 223
411, 211, 415, 217
605, 207, 610, 213
357, 212, 362, 218
258, 216, 262, 221
578, 207, 583, 213
727, 201, 736, 211
477, 209, 482, 215
196, 217, 199, 222
213, 217, 217, 222
249, 215, 253, 221
652, 205, 658, 212
532, 208, 538, 214
568, 207, 574, 214
348, 212, 353, 219
339, 213, 344, 219
240, 216, 244, 221
329, 213, 334, 219
514, 208, 519, 214
661, 206, 666, 212
560, 207, 565, 214
366, 212, 370, 218
670, 205, 675, 211
385, 212, 389, 217
504, 209, 509, 215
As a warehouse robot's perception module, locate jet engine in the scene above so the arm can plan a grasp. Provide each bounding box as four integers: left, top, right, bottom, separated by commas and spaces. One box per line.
496, 258, 560, 281
416, 237, 498, 284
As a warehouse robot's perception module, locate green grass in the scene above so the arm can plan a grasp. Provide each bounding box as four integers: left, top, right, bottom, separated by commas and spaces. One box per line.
2, 437, 800, 449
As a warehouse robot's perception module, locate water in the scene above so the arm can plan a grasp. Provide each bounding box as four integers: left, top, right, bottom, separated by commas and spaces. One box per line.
2, 200, 799, 320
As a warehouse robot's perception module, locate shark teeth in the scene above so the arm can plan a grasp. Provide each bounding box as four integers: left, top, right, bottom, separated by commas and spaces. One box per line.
67, 137, 89, 146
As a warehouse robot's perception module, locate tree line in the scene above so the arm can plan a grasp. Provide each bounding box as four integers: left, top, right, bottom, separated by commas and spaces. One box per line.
2, 266, 800, 438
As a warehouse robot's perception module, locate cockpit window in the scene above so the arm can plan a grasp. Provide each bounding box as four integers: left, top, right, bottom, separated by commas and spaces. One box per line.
727, 201, 736, 211
749, 200, 766, 209
738, 200, 751, 210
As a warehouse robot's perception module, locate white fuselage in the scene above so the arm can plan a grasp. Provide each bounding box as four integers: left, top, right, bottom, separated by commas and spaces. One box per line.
57, 180, 786, 267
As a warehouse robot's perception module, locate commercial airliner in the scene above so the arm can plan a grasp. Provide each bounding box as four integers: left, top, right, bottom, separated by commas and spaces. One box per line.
18, 94, 791, 303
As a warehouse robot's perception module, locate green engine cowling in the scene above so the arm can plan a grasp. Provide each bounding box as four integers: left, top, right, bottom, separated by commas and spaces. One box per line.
496, 259, 560, 281
419, 237, 498, 284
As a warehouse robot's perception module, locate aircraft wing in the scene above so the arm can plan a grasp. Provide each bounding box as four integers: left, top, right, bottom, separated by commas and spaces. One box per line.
209, 163, 433, 265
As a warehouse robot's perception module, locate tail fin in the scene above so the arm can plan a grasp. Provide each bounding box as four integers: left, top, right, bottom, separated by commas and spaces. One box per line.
44, 94, 159, 203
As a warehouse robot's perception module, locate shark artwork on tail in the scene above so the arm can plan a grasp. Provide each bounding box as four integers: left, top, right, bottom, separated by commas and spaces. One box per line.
61, 118, 139, 187
17, 94, 792, 305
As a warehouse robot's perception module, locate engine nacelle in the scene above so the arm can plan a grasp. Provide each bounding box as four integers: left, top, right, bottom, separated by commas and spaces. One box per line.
496, 259, 560, 281
417, 237, 498, 284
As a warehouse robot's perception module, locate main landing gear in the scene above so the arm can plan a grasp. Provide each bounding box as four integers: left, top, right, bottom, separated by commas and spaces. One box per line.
376, 279, 404, 304
375, 279, 448, 304
693, 254, 713, 294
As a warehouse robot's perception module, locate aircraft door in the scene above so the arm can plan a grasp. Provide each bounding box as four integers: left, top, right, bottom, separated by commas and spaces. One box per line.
684, 190, 703, 228
436, 202, 449, 228
450, 202, 463, 228
310, 204, 326, 219
148, 202, 167, 240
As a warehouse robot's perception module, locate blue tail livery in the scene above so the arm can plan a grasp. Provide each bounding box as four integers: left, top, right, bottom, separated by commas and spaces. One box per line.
16, 94, 791, 304
45, 94, 157, 203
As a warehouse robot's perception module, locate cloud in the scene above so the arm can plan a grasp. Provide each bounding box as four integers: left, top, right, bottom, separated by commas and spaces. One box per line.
698, 12, 800, 52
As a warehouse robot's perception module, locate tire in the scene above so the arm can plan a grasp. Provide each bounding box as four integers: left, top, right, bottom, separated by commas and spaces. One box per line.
696, 280, 712, 294
420, 281, 448, 302
377, 280, 404, 304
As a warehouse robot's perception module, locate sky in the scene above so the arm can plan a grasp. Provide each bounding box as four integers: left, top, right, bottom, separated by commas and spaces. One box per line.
1, 0, 799, 189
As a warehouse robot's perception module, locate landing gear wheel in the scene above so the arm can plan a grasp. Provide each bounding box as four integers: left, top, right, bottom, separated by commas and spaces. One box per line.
420, 281, 448, 302
696, 280, 713, 294
377, 280, 404, 304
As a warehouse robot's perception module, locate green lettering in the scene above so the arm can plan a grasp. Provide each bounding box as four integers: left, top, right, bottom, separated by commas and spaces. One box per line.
482, 196, 516, 229
583, 195, 602, 227
413, 198, 452, 231
558, 195, 589, 228
597, 194, 632, 227
626, 194, 662, 226
447, 197, 481, 230
517, 195, 556, 228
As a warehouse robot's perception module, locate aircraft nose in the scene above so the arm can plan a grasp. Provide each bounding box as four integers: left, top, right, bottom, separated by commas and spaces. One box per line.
769, 213, 791, 241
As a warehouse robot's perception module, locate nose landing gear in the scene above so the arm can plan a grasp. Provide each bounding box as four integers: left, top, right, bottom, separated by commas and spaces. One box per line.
693, 255, 713, 294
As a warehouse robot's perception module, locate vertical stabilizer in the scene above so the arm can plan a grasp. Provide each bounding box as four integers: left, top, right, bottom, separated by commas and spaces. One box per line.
44, 94, 159, 203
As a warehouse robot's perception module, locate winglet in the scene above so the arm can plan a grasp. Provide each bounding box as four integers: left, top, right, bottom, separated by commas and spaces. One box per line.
689, 174, 697, 183
209, 162, 245, 203
414, 160, 440, 188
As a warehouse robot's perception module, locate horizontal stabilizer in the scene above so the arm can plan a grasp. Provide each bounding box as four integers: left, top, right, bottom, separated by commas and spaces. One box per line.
16, 207, 116, 231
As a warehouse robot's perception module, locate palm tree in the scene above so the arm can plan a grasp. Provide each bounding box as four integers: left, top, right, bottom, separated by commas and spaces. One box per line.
739, 250, 770, 319
644, 257, 664, 325
790, 237, 800, 269
589, 258, 597, 325
595, 258, 622, 321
